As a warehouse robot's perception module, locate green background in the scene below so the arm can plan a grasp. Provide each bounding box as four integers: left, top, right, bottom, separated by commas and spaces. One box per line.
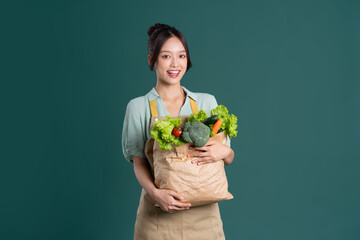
2, 0, 359, 239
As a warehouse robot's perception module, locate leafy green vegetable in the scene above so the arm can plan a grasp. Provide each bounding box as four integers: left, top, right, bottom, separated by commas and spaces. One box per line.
210, 105, 229, 121
225, 114, 238, 138
151, 105, 238, 150
181, 122, 211, 147
150, 116, 184, 150
187, 110, 208, 123
210, 105, 238, 138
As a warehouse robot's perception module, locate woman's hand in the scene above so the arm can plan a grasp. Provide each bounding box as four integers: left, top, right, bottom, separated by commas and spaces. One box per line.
150, 189, 191, 213
132, 156, 191, 213
188, 140, 234, 165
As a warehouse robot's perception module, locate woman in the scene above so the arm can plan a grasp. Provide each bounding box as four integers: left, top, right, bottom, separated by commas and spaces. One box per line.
122, 23, 234, 240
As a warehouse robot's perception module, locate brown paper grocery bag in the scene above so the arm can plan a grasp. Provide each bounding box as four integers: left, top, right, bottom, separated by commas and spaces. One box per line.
145, 131, 233, 207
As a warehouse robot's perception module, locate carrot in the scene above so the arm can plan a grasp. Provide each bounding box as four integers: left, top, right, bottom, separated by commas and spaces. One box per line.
212, 119, 223, 135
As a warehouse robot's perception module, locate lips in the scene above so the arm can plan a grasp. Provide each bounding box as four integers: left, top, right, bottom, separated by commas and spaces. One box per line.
167, 70, 180, 78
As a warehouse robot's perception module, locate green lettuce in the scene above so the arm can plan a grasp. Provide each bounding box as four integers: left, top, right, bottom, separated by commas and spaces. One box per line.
225, 114, 238, 138
210, 105, 229, 121
210, 105, 238, 138
187, 110, 208, 123
150, 116, 184, 150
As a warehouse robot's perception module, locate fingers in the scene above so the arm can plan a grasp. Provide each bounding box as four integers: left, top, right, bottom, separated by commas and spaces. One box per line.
188, 141, 225, 165
191, 157, 214, 165
188, 151, 208, 158
173, 200, 191, 209
166, 202, 191, 213
158, 199, 191, 213
168, 190, 184, 201
167, 191, 192, 208
158, 203, 187, 213
188, 143, 218, 157
154, 189, 192, 213
169, 205, 189, 211
192, 140, 216, 149
188, 151, 213, 165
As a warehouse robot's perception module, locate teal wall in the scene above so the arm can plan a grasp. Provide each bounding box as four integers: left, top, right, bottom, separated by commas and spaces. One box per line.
2, 0, 359, 239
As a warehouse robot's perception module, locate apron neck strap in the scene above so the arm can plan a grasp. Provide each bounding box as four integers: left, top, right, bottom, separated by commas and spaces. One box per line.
189, 97, 199, 114
149, 97, 199, 117
149, 99, 159, 117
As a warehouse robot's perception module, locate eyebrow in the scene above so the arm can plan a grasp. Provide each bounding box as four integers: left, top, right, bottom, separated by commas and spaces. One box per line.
160, 50, 186, 53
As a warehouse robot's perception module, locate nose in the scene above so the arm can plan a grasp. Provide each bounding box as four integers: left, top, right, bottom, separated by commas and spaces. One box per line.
170, 57, 178, 67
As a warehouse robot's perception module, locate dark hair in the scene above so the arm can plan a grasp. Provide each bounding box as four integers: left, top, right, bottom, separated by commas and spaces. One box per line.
147, 23, 192, 72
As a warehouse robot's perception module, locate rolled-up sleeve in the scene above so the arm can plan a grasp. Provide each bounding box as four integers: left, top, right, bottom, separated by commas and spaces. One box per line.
122, 99, 147, 163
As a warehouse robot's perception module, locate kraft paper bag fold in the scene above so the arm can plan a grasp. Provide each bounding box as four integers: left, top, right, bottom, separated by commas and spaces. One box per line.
145, 131, 233, 207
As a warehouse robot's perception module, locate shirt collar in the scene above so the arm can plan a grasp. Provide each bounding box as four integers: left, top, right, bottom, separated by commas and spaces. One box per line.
146, 86, 198, 102
147, 87, 160, 101
182, 86, 198, 101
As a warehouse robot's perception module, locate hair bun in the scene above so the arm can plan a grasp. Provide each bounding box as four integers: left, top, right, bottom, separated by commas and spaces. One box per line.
147, 23, 172, 37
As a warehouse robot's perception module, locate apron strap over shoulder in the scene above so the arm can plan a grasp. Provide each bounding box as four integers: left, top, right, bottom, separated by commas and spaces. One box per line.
189, 97, 199, 114
149, 99, 159, 117
149, 97, 199, 117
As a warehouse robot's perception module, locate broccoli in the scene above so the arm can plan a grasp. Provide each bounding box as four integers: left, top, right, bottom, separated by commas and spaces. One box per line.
181, 122, 211, 147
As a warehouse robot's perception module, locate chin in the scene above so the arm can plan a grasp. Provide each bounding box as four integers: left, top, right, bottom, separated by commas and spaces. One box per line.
160, 78, 182, 86
165, 80, 181, 86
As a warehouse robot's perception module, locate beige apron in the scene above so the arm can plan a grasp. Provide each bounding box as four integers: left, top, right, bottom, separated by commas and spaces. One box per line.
133, 98, 226, 240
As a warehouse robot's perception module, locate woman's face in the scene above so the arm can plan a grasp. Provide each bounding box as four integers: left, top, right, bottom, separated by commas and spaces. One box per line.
153, 37, 187, 86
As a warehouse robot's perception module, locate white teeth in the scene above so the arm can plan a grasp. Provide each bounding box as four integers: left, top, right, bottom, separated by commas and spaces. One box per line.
168, 71, 180, 74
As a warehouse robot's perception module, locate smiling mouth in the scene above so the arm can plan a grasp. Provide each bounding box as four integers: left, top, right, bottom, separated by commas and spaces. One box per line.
167, 70, 180, 77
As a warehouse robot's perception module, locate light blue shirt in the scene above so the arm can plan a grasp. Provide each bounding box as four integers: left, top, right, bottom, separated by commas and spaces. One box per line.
122, 86, 230, 163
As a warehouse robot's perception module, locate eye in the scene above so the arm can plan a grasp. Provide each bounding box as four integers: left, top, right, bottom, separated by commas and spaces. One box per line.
180, 54, 186, 58
162, 55, 170, 59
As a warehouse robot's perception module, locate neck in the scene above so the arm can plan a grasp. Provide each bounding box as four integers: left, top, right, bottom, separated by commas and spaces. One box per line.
155, 83, 186, 101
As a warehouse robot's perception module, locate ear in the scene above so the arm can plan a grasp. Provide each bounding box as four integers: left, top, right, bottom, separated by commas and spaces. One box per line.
147, 55, 151, 65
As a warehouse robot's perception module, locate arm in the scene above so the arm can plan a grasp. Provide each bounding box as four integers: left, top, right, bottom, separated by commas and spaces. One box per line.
188, 140, 235, 165
132, 155, 191, 212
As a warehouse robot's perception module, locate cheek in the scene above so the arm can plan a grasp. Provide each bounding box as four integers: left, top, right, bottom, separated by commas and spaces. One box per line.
155, 61, 166, 71
180, 59, 188, 67
161, 60, 172, 69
